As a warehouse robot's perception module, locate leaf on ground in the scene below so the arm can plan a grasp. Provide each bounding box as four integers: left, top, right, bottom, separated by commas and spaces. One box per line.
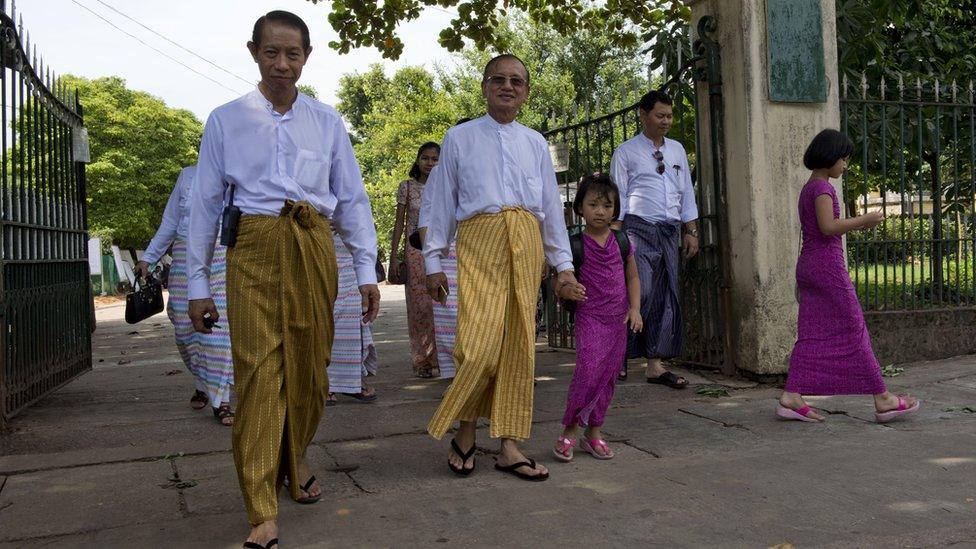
696, 387, 730, 398
127, 331, 139, 335
963, 407, 976, 413
164, 370, 182, 376
117, 359, 131, 365
880, 364, 905, 377
175, 480, 198, 489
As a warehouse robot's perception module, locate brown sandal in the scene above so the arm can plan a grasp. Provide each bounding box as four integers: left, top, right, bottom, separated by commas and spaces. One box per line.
213, 404, 235, 426
190, 390, 208, 410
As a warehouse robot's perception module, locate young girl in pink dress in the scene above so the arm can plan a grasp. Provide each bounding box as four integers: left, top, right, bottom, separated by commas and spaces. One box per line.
778, 129, 920, 423
554, 174, 643, 461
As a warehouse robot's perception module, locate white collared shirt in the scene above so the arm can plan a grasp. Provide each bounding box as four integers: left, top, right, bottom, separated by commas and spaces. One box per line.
143, 166, 195, 265
610, 133, 699, 224
422, 115, 573, 274
187, 89, 378, 300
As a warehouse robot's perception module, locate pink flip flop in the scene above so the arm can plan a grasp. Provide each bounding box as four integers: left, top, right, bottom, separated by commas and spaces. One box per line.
580, 438, 614, 460
875, 395, 920, 423
776, 404, 824, 423
552, 436, 576, 462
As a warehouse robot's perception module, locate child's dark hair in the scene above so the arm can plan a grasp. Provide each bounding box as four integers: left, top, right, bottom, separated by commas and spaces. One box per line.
573, 173, 620, 219
803, 129, 854, 170
408, 142, 440, 180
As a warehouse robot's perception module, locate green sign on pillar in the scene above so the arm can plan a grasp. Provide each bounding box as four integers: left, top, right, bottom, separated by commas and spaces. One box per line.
766, 0, 827, 103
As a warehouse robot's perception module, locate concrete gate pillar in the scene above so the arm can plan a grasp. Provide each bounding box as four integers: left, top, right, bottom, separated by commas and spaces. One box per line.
688, 0, 841, 375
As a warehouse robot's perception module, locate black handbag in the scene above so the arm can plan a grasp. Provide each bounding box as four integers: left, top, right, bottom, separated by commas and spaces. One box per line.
125, 274, 164, 324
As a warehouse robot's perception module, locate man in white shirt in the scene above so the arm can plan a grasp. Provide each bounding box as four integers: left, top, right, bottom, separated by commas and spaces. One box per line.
610, 90, 700, 389
424, 54, 580, 482
186, 11, 379, 547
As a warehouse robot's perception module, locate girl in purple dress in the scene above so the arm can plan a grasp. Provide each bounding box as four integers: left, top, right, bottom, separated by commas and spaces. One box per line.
778, 129, 920, 423
554, 174, 643, 461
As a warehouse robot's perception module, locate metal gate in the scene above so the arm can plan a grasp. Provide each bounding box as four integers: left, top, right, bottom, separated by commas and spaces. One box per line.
0, 4, 91, 426
542, 16, 733, 373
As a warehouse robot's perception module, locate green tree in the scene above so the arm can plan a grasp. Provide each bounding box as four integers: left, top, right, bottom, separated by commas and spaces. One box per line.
64, 75, 202, 249
337, 65, 459, 258
310, 0, 689, 61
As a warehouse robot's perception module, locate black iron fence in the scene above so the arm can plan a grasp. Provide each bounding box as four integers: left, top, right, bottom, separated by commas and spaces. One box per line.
842, 75, 976, 311
1, 4, 91, 425
542, 17, 731, 372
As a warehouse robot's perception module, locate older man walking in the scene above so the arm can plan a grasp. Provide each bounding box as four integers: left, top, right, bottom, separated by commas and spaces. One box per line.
186, 11, 379, 548
424, 54, 579, 481
610, 90, 700, 388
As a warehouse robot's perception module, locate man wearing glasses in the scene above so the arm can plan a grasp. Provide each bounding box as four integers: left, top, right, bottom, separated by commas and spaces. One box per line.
424, 54, 578, 481
610, 90, 700, 388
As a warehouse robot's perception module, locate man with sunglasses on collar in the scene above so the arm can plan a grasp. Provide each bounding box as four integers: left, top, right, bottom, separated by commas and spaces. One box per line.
610, 89, 699, 388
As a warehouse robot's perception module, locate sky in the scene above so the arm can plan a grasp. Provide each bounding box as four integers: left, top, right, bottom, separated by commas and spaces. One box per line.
16, 0, 461, 121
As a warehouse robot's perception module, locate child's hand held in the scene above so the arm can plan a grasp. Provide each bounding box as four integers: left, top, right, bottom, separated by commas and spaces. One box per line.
626, 308, 643, 332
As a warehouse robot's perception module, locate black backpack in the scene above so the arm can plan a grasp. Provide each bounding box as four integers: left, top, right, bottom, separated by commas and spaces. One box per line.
562, 228, 630, 314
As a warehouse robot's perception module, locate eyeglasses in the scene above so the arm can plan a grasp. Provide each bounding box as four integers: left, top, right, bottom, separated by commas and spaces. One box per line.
485, 75, 527, 89
653, 150, 666, 174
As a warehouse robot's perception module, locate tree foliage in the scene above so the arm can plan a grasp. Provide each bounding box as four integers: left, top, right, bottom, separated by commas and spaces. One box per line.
836, 0, 976, 84
65, 75, 203, 249
309, 0, 688, 61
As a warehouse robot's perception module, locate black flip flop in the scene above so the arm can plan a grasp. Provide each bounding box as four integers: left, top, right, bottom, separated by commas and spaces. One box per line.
326, 393, 337, 407
190, 390, 209, 410
448, 438, 476, 476
243, 538, 278, 549
494, 458, 549, 482
294, 475, 321, 504
646, 370, 687, 389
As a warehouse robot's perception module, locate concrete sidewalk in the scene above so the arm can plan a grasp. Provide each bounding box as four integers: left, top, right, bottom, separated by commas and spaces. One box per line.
1, 286, 975, 548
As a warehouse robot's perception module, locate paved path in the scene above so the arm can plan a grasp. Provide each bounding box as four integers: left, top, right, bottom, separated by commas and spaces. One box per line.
1, 286, 975, 547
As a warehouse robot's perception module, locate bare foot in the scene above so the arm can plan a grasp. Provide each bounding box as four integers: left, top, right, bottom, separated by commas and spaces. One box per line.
778, 394, 826, 422
583, 428, 613, 457
875, 392, 918, 413
448, 421, 476, 472
497, 441, 548, 478
245, 520, 278, 548
295, 458, 322, 500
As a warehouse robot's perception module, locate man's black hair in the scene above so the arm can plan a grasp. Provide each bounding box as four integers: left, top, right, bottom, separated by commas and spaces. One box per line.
483, 54, 530, 84
408, 142, 441, 180
638, 89, 673, 112
803, 129, 854, 170
573, 173, 621, 220
252, 10, 311, 50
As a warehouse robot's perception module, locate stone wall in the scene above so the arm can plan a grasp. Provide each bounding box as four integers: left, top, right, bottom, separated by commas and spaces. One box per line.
866, 309, 976, 366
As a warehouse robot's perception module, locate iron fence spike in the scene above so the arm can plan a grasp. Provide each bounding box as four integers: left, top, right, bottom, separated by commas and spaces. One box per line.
935, 77, 940, 102
898, 73, 904, 99
860, 72, 867, 100
842, 74, 848, 99
916, 77, 922, 101
880, 76, 886, 100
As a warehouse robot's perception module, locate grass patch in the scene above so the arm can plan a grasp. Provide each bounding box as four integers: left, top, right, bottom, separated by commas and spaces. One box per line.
696, 387, 730, 398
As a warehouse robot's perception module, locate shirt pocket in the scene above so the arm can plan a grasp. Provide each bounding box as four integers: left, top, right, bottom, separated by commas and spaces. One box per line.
522, 174, 543, 208
293, 148, 329, 190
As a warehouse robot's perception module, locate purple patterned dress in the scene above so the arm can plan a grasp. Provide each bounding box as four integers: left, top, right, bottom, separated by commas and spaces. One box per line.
562, 232, 633, 427
785, 179, 886, 395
